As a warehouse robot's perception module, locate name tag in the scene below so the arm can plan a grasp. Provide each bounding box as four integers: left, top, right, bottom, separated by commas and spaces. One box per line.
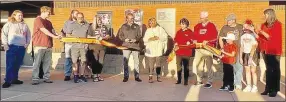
199, 29, 207, 35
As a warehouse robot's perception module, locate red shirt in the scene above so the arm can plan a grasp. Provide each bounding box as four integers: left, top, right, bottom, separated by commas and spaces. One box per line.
259, 20, 282, 55
193, 22, 218, 47
257, 33, 267, 53
32, 16, 54, 48
222, 43, 237, 64
174, 29, 195, 56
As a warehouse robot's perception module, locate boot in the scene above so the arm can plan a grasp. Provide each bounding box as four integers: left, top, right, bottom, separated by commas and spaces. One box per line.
184, 77, 188, 85
261, 86, 269, 95
176, 70, 182, 84
156, 67, 162, 82
149, 75, 153, 83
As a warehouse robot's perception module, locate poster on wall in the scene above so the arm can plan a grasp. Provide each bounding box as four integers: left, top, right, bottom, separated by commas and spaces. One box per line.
124, 9, 143, 28
156, 8, 176, 38
97, 11, 112, 28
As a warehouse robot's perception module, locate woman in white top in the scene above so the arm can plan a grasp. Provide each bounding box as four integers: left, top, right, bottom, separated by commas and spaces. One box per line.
240, 19, 259, 92
143, 18, 168, 83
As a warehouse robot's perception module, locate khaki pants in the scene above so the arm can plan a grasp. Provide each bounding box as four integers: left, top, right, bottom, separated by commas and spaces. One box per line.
193, 49, 215, 83
32, 47, 52, 81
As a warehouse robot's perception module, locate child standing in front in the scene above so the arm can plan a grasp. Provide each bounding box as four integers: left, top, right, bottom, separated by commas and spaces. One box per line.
219, 32, 238, 92
240, 19, 259, 92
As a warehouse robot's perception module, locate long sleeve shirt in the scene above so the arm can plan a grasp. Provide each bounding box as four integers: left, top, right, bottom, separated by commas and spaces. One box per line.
174, 28, 195, 57
259, 20, 282, 55
118, 23, 142, 50
1, 22, 31, 46
143, 26, 168, 57
193, 22, 218, 47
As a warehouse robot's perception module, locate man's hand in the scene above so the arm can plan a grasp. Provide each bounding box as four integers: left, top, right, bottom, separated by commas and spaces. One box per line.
24, 44, 29, 48
103, 35, 111, 40
218, 55, 224, 59
3, 44, 9, 51
203, 40, 208, 45
54, 35, 62, 39
193, 40, 197, 44
186, 41, 190, 45
221, 49, 226, 54
130, 39, 136, 43
125, 38, 131, 42
174, 45, 179, 51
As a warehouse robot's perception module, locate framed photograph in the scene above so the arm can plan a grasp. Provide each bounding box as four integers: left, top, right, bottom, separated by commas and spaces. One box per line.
97, 11, 112, 28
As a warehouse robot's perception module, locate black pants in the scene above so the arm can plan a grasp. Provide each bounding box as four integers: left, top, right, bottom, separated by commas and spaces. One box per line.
264, 54, 281, 92
176, 55, 190, 82
86, 50, 103, 74
223, 63, 234, 87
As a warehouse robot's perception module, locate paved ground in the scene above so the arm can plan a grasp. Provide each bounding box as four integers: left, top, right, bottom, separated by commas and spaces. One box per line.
0, 68, 285, 101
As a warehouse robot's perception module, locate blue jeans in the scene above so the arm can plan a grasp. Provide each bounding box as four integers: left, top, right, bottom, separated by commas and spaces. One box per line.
233, 56, 243, 86
123, 50, 140, 79
5, 45, 26, 83
64, 58, 73, 76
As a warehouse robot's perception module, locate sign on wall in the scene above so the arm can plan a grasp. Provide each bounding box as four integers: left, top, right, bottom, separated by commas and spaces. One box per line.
156, 8, 176, 38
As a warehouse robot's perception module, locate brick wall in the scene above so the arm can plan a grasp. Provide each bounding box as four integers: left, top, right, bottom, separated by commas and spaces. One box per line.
50, 1, 284, 56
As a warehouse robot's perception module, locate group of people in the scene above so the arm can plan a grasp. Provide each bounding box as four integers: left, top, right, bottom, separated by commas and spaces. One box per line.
1, 6, 282, 98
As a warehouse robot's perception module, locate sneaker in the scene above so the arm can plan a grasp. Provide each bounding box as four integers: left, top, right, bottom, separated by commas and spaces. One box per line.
149, 76, 154, 83
135, 78, 142, 82
243, 85, 252, 92
123, 78, 128, 82
194, 82, 203, 86
43, 79, 53, 83
2, 82, 11, 88
74, 76, 80, 83
251, 85, 258, 93
219, 86, 228, 91
98, 76, 104, 81
64, 76, 71, 81
93, 77, 99, 82
157, 76, 162, 82
229, 86, 234, 92
11, 80, 23, 84
31, 80, 40, 85
80, 76, 87, 82
204, 84, 212, 88
235, 85, 242, 90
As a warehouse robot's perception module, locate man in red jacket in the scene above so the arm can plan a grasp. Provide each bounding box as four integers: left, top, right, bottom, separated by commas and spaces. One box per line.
193, 11, 218, 88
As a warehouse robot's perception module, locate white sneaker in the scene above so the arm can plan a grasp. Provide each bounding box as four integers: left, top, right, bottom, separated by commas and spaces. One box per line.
250, 85, 258, 93
243, 85, 252, 92
235, 85, 242, 90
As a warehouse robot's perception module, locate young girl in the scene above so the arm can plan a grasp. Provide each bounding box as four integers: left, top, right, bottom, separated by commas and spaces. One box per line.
240, 19, 259, 92
219, 33, 237, 92
89, 15, 111, 82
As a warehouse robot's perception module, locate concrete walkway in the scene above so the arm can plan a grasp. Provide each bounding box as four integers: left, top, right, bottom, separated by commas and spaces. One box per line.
1, 68, 285, 101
